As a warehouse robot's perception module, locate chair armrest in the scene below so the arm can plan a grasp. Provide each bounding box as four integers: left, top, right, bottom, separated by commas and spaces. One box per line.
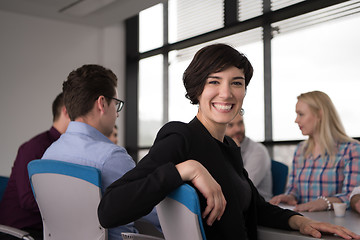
121, 232, 164, 240
0, 224, 35, 240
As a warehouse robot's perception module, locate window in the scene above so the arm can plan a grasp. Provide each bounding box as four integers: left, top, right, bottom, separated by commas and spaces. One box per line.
168, 52, 195, 122
272, 3, 360, 140
138, 55, 163, 146
139, 4, 163, 53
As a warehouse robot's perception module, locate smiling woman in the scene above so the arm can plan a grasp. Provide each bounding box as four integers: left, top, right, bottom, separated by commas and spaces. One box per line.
98, 45, 360, 240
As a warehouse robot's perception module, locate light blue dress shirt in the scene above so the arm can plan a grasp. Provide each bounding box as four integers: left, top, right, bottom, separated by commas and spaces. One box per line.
42, 121, 159, 240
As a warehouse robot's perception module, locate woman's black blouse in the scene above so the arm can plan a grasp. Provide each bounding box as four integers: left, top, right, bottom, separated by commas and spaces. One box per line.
98, 117, 300, 240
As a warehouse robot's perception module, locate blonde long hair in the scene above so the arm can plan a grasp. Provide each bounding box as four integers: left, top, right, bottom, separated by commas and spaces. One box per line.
297, 91, 354, 159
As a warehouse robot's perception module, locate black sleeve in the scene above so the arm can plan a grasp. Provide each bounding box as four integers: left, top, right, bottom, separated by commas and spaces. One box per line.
253, 177, 302, 230
98, 122, 190, 228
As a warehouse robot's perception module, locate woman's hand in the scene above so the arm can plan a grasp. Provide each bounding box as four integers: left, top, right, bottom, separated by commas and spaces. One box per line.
288, 215, 360, 239
269, 194, 297, 206
176, 160, 226, 226
294, 197, 342, 212
294, 199, 328, 212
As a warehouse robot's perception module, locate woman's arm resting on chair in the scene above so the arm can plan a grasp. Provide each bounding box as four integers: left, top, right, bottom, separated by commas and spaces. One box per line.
176, 160, 226, 226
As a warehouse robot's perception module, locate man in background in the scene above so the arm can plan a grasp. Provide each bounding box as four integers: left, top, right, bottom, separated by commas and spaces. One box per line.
108, 125, 118, 145
0, 92, 70, 239
42, 64, 160, 240
225, 113, 273, 200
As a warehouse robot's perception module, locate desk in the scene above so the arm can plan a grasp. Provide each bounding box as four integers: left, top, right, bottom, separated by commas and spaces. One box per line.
258, 207, 360, 240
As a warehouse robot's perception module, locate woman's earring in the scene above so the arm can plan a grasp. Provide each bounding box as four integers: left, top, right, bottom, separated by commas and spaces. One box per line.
240, 108, 245, 116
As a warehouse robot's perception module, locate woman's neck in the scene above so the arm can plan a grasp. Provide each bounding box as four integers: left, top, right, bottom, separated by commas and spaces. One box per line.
196, 113, 226, 142
310, 132, 322, 157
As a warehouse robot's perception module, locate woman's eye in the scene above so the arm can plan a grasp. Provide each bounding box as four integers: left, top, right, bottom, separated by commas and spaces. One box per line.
232, 81, 243, 86
208, 80, 219, 85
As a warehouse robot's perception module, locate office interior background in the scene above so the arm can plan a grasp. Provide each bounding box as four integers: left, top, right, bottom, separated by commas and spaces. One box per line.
1, 0, 359, 176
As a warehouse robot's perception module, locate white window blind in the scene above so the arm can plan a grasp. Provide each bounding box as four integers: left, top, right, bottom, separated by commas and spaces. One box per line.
169, 0, 224, 43
238, 0, 263, 21
171, 27, 263, 63
271, 0, 305, 11
272, 0, 360, 35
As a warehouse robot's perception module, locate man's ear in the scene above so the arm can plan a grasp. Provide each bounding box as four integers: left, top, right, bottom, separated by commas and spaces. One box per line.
95, 95, 107, 114
62, 106, 69, 118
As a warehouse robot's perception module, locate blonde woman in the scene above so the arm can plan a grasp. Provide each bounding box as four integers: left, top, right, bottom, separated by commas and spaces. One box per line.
270, 91, 360, 212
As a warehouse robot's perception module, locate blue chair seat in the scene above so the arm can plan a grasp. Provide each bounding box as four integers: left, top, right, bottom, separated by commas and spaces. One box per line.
271, 160, 289, 196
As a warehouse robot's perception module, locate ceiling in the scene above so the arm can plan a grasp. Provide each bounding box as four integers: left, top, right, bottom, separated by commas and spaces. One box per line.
0, 0, 166, 27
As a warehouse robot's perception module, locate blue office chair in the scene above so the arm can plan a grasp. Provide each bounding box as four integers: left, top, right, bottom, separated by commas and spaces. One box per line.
28, 159, 107, 240
0, 176, 9, 202
0, 176, 35, 239
271, 160, 289, 196
156, 184, 206, 240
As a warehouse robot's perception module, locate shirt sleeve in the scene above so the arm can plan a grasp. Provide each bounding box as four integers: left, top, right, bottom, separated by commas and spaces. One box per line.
101, 147, 136, 190
334, 142, 360, 205
350, 186, 360, 200
98, 122, 188, 228
253, 172, 302, 230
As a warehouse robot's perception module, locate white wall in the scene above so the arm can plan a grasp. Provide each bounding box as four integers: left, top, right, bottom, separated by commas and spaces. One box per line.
0, 10, 126, 176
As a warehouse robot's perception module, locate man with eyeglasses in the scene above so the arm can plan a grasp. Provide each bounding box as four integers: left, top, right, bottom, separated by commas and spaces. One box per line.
42, 64, 161, 240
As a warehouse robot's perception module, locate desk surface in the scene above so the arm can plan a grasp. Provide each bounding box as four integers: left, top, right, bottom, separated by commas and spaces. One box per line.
258, 206, 360, 240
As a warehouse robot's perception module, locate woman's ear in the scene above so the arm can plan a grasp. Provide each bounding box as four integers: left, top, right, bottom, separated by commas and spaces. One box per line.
318, 109, 323, 119
316, 109, 323, 125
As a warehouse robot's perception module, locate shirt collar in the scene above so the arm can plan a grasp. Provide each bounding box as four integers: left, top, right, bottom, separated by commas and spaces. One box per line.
66, 121, 112, 143
240, 136, 249, 149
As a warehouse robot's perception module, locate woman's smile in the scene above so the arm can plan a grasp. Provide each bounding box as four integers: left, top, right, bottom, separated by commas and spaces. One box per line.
212, 103, 234, 112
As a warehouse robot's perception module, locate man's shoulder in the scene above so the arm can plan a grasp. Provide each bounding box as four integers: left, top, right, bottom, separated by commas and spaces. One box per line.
19, 129, 53, 150
246, 137, 267, 151
244, 137, 270, 159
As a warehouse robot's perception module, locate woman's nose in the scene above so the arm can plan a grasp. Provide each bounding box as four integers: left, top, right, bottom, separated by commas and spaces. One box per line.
219, 83, 232, 98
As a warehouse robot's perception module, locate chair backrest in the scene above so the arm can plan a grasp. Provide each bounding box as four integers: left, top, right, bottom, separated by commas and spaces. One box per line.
28, 159, 106, 240
156, 184, 206, 240
271, 160, 289, 196
0, 176, 9, 202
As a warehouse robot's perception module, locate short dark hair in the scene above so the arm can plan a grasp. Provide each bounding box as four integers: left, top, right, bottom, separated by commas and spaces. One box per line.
63, 64, 117, 121
183, 43, 253, 104
52, 92, 65, 122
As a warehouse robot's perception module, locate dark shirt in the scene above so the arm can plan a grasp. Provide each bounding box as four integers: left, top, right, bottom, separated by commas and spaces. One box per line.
98, 118, 300, 239
0, 127, 61, 230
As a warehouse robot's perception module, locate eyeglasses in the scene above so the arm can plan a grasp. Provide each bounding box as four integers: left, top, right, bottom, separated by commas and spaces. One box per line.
104, 96, 125, 113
